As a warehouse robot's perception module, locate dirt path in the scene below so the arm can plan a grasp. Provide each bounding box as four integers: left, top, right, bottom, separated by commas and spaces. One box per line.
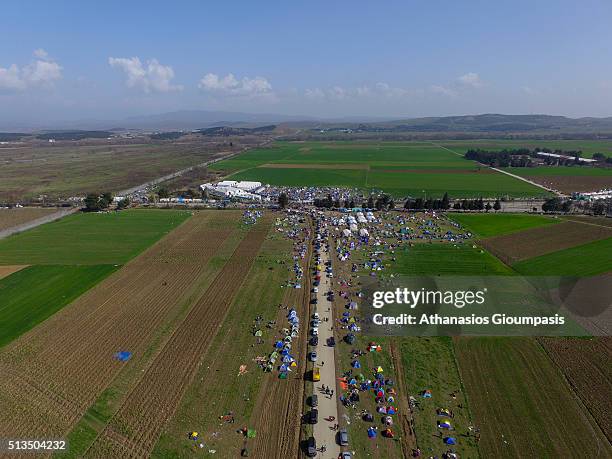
0, 265, 28, 280
389, 341, 418, 458
312, 249, 341, 459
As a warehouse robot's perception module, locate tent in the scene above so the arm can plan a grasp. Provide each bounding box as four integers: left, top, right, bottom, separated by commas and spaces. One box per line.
382, 428, 394, 438
363, 413, 374, 422
279, 372, 288, 379
422, 389, 432, 398
376, 366, 384, 373
444, 437, 457, 445
382, 416, 393, 426
254, 330, 262, 337
275, 341, 283, 349
114, 351, 132, 362
438, 420, 452, 429
387, 406, 397, 415
367, 427, 377, 438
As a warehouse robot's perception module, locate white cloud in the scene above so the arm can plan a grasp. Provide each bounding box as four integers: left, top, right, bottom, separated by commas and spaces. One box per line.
430, 85, 457, 97
33, 48, 49, 60
108, 57, 182, 93
305, 87, 325, 99
458, 72, 483, 88
198, 73, 272, 97
0, 50, 62, 91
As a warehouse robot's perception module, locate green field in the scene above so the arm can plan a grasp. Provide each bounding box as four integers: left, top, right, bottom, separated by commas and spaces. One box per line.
0, 265, 117, 347
0, 209, 190, 265
450, 213, 559, 238
512, 237, 612, 276
455, 337, 611, 458
439, 139, 612, 158
211, 141, 547, 198
393, 243, 513, 276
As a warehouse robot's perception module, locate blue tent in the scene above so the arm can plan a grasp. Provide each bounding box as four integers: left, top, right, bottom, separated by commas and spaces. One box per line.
367, 427, 377, 438
275, 341, 283, 348
351, 360, 361, 369
114, 351, 132, 362
444, 437, 457, 445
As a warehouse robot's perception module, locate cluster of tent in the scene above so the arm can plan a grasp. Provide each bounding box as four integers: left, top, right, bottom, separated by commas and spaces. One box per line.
242, 210, 262, 225
269, 308, 300, 378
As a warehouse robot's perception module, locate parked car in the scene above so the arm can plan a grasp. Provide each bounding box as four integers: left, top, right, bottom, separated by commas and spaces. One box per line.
327, 337, 336, 347
312, 312, 320, 320
309, 351, 318, 362
308, 409, 318, 424
338, 428, 349, 446
310, 336, 319, 346
306, 436, 317, 457
340, 452, 352, 459
311, 327, 319, 336
309, 394, 318, 407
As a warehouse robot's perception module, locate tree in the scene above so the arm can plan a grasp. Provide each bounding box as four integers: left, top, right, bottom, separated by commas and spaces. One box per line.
493, 199, 501, 211
453, 202, 461, 210
158, 187, 169, 199
592, 152, 606, 161
117, 197, 130, 210
592, 200, 605, 215
349, 199, 355, 208
278, 192, 289, 209
485, 202, 492, 212
367, 196, 374, 209
441, 192, 450, 210
388, 200, 395, 210
84, 193, 101, 212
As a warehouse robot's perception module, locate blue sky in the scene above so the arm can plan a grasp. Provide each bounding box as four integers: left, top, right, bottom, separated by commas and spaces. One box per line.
1, 0, 612, 125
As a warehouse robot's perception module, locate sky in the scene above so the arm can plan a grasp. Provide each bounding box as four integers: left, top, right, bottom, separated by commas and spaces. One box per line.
1, 0, 612, 126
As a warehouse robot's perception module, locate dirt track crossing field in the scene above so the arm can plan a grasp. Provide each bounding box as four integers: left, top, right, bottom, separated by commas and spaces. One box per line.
0, 265, 27, 280
0, 208, 58, 232
85, 215, 274, 457
0, 211, 241, 443
479, 221, 612, 264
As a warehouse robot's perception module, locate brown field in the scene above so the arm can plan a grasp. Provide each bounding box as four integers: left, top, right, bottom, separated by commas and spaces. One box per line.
538, 337, 612, 442
0, 135, 265, 201
523, 175, 612, 193
260, 163, 369, 170
0, 207, 58, 231
479, 221, 612, 264
561, 215, 612, 228
0, 265, 28, 280
0, 211, 243, 440
86, 215, 273, 457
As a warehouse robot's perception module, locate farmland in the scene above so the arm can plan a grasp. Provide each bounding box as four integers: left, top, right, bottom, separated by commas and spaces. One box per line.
0, 207, 59, 232
502, 166, 612, 193
455, 337, 611, 458
0, 209, 190, 265
0, 265, 117, 347
211, 141, 547, 198
449, 213, 558, 237
479, 220, 612, 265
0, 210, 255, 448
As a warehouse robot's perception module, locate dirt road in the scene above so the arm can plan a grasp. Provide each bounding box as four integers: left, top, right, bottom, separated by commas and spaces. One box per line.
0, 207, 77, 240
312, 249, 341, 458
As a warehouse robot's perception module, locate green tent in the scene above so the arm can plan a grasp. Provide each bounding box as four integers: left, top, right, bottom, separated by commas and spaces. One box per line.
279, 372, 288, 379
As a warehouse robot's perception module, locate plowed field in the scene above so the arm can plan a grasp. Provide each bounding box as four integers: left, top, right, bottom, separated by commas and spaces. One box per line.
85, 215, 274, 457
0, 207, 58, 232
0, 211, 240, 442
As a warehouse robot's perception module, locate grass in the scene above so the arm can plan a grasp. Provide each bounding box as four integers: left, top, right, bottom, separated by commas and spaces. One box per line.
392, 244, 513, 276
211, 141, 547, 198
0, 209, 190, 265
512, 237, 612, 276
449, 213, 559, 238
0, 265, 117, 347
398, 337, 479, 458
455, 337, 611, 457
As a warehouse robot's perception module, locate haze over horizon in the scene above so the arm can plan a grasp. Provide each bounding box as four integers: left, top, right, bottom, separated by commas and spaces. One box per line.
2, 0, 612, 127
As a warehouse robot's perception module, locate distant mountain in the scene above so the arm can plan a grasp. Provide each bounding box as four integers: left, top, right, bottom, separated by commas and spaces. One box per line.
306, 114, 612, 134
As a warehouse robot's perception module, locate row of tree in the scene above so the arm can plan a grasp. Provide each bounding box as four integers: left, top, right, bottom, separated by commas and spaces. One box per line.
84, 192, 129, 211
